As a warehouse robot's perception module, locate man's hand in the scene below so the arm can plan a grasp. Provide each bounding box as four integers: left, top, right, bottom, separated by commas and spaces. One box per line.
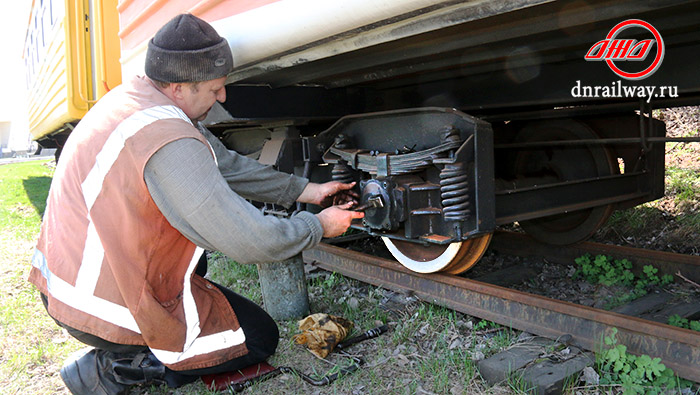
315, 202, 365, 238
298, 181, 360, 208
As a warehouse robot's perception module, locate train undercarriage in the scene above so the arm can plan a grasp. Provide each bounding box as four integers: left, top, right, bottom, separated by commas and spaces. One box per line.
208, 106, 667, 274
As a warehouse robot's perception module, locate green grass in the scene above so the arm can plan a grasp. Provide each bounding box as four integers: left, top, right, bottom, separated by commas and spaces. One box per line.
0, 161, 52, 239
605, 205, 661, 232
206, 251, 261, 303
666, 166, 700, 204
600, 164, 700, 243
0, 160, 84, 394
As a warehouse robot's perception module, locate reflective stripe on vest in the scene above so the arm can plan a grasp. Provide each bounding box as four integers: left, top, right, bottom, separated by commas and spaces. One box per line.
32, 248, 141, 333
150, 246, 245, 364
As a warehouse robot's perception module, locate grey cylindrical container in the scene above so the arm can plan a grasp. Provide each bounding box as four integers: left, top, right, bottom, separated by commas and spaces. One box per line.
257, 254, 310, 320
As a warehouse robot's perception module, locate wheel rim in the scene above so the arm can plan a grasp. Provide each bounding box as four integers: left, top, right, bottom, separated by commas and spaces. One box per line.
382, 233, 492, 274
514, 120, 617, 245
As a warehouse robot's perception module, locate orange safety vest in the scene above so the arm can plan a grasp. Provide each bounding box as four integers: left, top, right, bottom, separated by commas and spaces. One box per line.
29, 76, 248, 370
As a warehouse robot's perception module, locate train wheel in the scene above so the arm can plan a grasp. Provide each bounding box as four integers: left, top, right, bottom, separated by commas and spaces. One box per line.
382, 233, 492, 274
514, 120, 617, 245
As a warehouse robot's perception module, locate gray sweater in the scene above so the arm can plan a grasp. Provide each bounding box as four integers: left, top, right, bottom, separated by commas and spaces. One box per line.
144, 124, 323, 264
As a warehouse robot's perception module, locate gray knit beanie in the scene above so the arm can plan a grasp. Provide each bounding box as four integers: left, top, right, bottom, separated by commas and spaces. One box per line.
145, 14, 233, 83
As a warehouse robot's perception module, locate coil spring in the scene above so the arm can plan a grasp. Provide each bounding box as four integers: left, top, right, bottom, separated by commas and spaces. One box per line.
332, 162, 354, 184
440, 162, 470, 221
331, 134, 354, 184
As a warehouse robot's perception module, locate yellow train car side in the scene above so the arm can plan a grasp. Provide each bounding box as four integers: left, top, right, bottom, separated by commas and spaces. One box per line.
25, 0, 121, 147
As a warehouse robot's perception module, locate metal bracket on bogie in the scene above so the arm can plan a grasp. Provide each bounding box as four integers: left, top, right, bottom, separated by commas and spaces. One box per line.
318, 107, 496, 246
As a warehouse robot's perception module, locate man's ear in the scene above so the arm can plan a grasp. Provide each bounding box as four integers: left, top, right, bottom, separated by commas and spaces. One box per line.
170, 83, 185, 100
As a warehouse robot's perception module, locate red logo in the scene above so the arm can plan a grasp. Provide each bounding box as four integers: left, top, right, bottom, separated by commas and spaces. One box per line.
584, 19, 664, 81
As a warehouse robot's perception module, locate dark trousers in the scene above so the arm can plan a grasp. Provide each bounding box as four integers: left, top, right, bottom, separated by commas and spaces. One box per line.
41, 257, 279, 378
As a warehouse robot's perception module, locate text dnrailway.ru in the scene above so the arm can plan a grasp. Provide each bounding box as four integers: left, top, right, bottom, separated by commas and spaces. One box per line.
571, 80, 678, 104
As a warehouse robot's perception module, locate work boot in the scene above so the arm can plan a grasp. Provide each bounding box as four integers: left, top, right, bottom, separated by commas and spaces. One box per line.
60, 347, 132, 395
112, 351, 166, 386
112, 351, 198, 389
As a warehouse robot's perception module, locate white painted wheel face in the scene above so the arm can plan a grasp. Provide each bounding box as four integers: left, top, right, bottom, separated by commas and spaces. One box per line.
382, 237, 463, 273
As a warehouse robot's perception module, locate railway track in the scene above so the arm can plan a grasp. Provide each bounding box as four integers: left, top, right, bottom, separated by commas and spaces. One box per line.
302, 231, 700, 382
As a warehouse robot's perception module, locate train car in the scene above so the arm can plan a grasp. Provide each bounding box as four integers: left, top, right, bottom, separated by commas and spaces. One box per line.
39, 0, 700, 273
24, 0, 122, 157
